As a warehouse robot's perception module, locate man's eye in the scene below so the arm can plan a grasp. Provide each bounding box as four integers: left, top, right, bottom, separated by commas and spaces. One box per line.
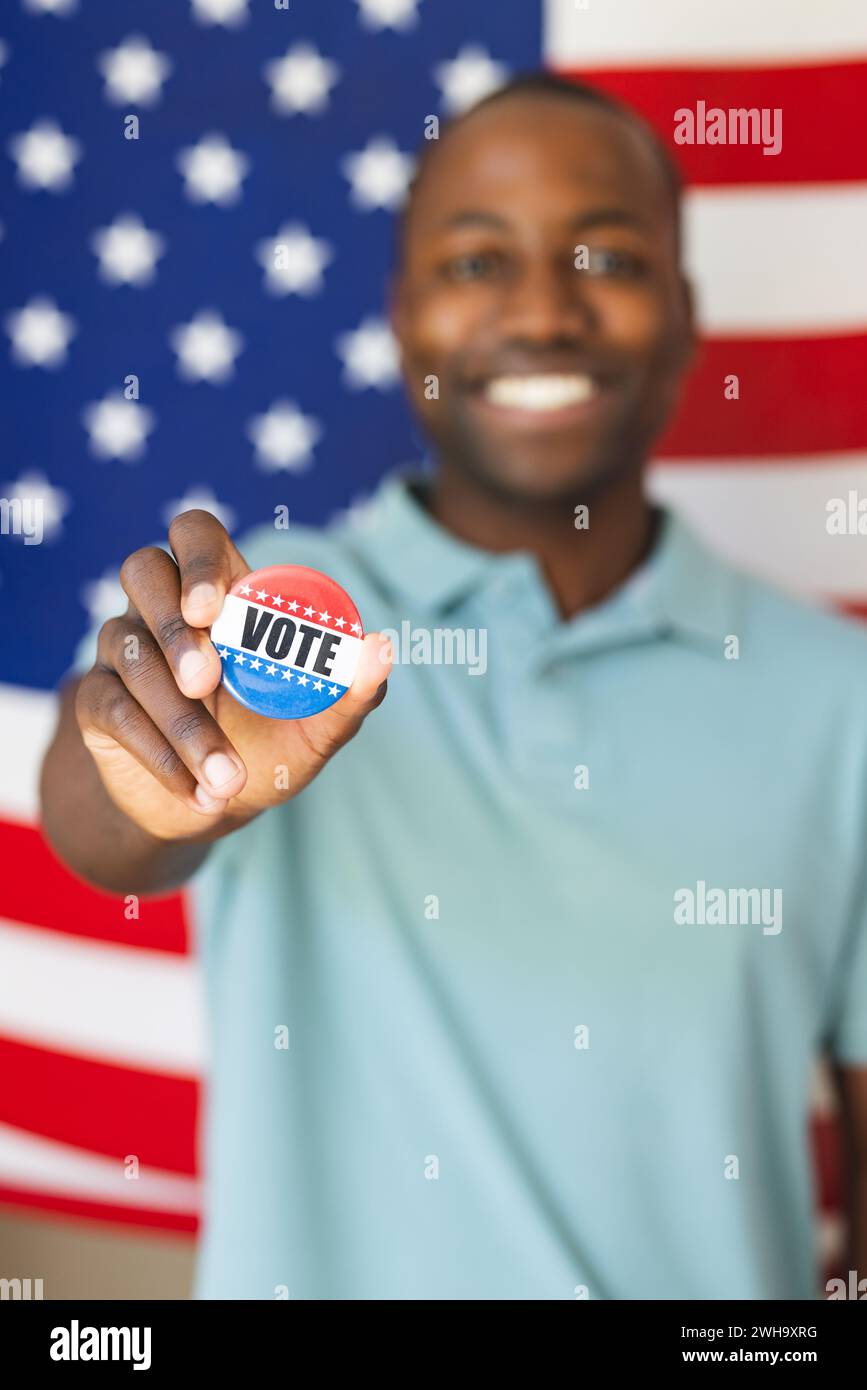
580, 249, 647, 278
444, 252, 502, 282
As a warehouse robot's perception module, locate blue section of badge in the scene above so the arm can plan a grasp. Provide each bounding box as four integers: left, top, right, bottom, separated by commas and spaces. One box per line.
215, 643, 349, 721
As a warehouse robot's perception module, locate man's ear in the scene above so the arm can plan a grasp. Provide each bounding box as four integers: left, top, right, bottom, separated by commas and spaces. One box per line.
679, 273, 698, 368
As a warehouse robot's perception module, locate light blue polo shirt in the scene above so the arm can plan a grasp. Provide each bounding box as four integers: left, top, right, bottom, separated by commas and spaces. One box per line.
175, 471, 867, 1298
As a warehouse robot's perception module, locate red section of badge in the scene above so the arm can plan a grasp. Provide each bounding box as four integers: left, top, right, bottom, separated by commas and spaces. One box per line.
228, 565, 364, 638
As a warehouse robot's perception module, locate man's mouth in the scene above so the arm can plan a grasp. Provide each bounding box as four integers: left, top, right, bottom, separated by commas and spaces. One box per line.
468, 370, 610, 432
481, 373, 599, 412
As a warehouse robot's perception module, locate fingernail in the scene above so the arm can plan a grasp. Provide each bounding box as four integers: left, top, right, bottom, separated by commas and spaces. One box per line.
194, 784, 225, 813
203, 751, 240, 789
186, 582, 219, 612
179, 648, 210, 686
377, 637, 394, 665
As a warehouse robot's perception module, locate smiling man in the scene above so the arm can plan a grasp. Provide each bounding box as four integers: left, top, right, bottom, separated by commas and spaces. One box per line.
41, 74, 867, 1300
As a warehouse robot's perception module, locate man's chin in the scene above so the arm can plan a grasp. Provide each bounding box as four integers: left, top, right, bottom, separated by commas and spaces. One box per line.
452, 445, 632, 511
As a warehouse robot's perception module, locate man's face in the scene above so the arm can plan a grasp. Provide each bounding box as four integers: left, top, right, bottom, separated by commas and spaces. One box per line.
391, 95, 696, 506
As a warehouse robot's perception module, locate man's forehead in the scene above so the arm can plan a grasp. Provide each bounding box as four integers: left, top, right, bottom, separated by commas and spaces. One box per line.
401, 93, 676, 244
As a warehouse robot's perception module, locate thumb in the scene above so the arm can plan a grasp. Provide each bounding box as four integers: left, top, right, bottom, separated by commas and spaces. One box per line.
295, 632, 393, 758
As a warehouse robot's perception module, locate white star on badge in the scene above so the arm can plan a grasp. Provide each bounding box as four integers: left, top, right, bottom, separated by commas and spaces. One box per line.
5, 296, 76, 368
218, 648, 229, 659
91, 213, 165, 287
255, 222, 332, 297
191, 0, 248, 26
335, 317, 400, 391
240, 583, 252, 595
296, 673, 309, 686
0, 470, 70, 542
23, 0, 78, 12
328, 685, 339, 697
170, 310, 243, 384
355, 0, 420, 31
264, 43, 340, 116
162, 488, 236, 533
256, 588, 268, 601
350, 622, 362, 635
271, 594, 284, 607
313, 679, 324, 691
287, 600, 299, 613
246, 399, 321, 473
177, 134, 249, 205
265, 664, 278, 676
342, 136, 413, 212
82, 392, 155, 461
303, 605, 314, 617
97, 35, 172, 106
433, 45, 509, 115
334, 616, 346, 628
249, 657, 262, 670
8, 119, 82, 192
318, 609, 331, 624
281, 668, 292, 681
233, 652, 246, 665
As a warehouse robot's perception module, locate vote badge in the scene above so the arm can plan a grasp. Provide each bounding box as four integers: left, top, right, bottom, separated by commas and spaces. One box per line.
211, 565, 364, 720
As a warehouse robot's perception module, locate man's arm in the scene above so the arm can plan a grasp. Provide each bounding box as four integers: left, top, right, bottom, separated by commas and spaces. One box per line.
40, 677, 213, 895
39, 510, 391, 899
833, 1063, 867, 1279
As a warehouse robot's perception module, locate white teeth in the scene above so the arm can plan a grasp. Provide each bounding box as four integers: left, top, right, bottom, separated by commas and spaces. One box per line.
483, 374, 597, 411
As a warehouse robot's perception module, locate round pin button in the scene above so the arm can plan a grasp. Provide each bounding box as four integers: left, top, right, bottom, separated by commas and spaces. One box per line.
210, 565, 365, 720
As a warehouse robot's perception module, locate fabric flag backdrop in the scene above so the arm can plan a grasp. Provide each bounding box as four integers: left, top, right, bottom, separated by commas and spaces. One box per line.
0, 0, 862, 1277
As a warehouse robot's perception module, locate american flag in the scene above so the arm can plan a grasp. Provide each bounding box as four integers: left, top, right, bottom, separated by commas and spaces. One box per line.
0, 0, 861, 1273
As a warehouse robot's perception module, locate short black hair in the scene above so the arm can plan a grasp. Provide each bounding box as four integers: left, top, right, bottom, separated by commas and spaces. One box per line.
396, 70, 684, 262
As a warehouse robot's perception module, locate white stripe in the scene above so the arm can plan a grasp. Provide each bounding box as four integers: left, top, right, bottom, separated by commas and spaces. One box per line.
0, 920, 205, 1074
684, 185, 867, 334
544, 0, 867, 65
211, 593, 361, 687
0, 684, 56, 822
817, 1213, 846, 1267
649, 454, 867, 599
810, 1056, 838, 1116
0, 1122, 199, 1213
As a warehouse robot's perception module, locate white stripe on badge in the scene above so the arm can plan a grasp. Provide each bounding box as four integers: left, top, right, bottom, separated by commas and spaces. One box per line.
211, 594, 362, 688
544, 0, 867, 65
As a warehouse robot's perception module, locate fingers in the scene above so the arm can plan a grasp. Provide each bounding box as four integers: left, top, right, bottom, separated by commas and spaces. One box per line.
76, 668, 239, 816
167, 509, 249, 630
120, 546, 222, 701
294, 632, 393, 764
95, 617, 247, 803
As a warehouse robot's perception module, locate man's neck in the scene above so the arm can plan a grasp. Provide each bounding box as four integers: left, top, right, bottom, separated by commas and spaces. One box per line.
422, 463, 658, 622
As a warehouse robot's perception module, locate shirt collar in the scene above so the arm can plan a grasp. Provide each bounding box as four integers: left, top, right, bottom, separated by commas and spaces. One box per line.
344, 466, 741, 653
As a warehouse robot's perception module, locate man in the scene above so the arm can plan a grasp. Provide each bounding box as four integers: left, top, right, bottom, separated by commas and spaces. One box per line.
41, 74, 867, 1299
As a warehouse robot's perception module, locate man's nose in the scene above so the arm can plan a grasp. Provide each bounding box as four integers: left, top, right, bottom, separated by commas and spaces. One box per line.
496, 257, 596, 341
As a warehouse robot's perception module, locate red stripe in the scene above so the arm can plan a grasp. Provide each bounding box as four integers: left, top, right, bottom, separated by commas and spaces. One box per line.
811, 1113, 844, 1213
560, 63, 867, 185
0, 1186, 197, 1235
656, 334, 867, 459
0, 1035, 198, 1175
0, 820, 188, 954
838, 600, 867, 622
